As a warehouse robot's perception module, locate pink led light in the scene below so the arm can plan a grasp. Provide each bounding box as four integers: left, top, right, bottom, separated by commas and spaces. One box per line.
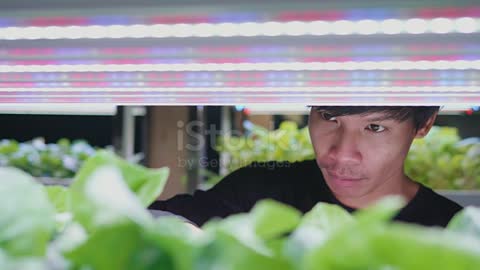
303, 57, 352, 62
407, 56, 463, 61
100, 48, 148, 55
223, 81, 264, 87
8, 60, 58, 65
415, 7, 480, 19
309, 81, 350, 86
147, 15, 210, 24
26, 17, 88, 27
9, 48, 55, 56
198, 58, 250, 63
70, 82, 109, 87
392, 80, 435, 86
103, 59, 150, 64
148, 82, 185, 87
0, 82, 34, 87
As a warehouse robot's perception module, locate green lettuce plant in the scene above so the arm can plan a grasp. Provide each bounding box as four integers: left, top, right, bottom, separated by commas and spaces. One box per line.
1, 151, 480, 269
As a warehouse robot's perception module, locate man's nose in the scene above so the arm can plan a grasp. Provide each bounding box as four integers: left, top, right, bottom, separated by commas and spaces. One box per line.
328, 130, 362, 163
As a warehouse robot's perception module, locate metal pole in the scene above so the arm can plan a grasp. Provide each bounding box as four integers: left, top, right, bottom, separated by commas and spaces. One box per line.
121, 106, 135, 161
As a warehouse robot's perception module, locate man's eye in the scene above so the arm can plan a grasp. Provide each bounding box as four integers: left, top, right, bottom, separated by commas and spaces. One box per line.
320, 112, 337, 121
367, 124, 385, 132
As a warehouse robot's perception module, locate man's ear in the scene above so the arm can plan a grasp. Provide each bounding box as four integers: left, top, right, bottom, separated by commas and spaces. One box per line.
415, 112, 438, 138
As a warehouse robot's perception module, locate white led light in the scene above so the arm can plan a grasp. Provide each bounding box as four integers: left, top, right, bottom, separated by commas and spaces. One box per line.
172, 24, 194, 38
284, 21, 308, 36
1, 86, 477, 93
416, 60, 432, 70
22, 26, 43, 39
0, 17, 478, 40
259, 22, 284, 36
355, 20, 380, 35
433, 60, 450, 70
149, 24, 172, 38
405, 18, 428, 34
454, 17, 477, 33
380, 19, 404, 34
127, 25, 152, 38
238, 22, 261, 37
107, 25, 130, 38
216, 23, 238, 37
332, 20, 355, 35
473, 60, 480, 69
307, 21, 331, 35
67, 26, 86, 39
1, 60, 480, 73
193, 23, 216, 37
451, 60, 471, 70
430, 18, 453, 34
41, 26, 62, 39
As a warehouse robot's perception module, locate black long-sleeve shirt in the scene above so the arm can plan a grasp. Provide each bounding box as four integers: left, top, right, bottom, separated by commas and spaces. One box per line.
149, 160, 462, 227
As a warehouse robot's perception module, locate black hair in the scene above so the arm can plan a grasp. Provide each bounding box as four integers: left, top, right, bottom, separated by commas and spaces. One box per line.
310, 106, 440, 130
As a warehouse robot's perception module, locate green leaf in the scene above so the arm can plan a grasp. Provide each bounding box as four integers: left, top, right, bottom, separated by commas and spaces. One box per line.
354, 196, 405, 224
298, 203, 354, 231
44, 185, 71, 214
448, 206, 480, 239
72, 150, 169, 206
251, 200, 302, 239
0, 250, 48, 270
66, 221, 175, 270
284, 203, 354, 265
0, 167, 55, 257
305, 203, 480, 270
198, 200, 299, 270
145, 218, 201, 270
70, 165, 153, 232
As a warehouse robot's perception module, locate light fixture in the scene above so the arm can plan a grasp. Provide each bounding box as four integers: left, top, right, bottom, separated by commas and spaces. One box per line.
0, 17, 477, 40
1, 60, 479, 72
1, 86, 478, 92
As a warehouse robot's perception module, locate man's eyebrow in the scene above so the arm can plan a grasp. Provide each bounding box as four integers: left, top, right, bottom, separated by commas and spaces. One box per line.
363, 114, 396, 122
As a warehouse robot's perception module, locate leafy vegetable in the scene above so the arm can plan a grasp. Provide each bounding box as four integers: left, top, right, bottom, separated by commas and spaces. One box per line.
69, 149, 169, 231
0, 138, 97, 178
1, 152, 480, 270
45, 186, 71, 214
216, 121, 315, 173
448, 206, 480, 239
0, 167, 55, 257
71, 150, 169, 207
405, 126, 480, 190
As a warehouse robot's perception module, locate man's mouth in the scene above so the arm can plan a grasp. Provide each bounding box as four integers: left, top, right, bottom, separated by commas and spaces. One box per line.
326, 171, 365, 187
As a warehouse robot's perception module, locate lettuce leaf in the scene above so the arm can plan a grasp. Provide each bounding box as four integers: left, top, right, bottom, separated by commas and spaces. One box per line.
0, 167, 55, 257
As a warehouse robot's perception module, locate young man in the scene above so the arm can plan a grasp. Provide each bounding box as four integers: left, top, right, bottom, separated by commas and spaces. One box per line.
150, 106, 462, 227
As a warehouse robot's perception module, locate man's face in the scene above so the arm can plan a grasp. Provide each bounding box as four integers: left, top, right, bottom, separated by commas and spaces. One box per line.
308, 108, 419, 201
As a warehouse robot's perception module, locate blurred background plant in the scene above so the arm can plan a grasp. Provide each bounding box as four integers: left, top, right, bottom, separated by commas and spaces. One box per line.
405, 126, 480, 190
0, 138, 97, 178
2, 123, 479, 190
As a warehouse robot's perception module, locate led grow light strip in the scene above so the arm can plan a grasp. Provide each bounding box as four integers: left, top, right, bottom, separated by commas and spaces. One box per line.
1, 86, 478, 92
1, 80, 477, 88
1, 70, 477, 81
0, 17, 478, 40
1, 60, 480, 73
1, 44, 476, 59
